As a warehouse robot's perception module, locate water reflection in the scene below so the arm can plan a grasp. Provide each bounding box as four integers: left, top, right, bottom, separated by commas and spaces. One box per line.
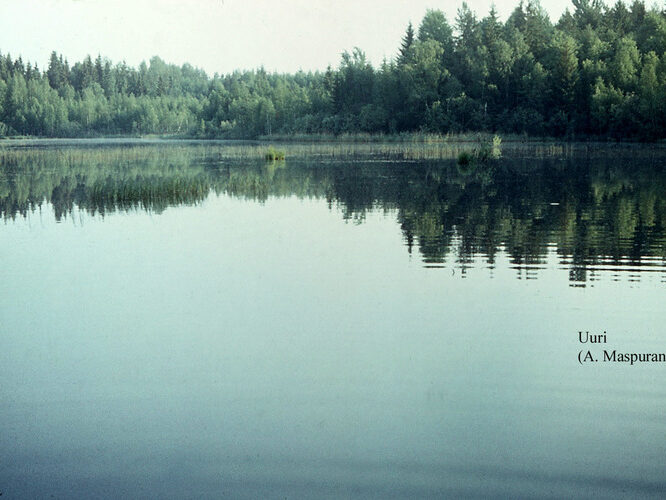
1, 144, 665, 498
1, 144, 664, 284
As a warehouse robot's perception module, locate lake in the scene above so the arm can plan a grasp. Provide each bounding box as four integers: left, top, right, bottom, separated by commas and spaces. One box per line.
1, 140, 665, 498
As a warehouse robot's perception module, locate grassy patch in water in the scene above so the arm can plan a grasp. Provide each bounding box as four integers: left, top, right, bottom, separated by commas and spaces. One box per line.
264, 146, 285, 161
457, 135, 502, 166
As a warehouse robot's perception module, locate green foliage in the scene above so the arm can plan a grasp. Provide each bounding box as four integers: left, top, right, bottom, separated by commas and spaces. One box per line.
1, 0, 666, 140
264, 146, 285, 161
418, 9, 454, 60
398, 22, 416, 65
457, 135, 502, 165
457, 150, 473, 166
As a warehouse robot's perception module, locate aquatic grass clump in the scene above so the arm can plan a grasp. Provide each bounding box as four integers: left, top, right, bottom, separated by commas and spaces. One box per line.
457, 135, 502, 166
264, 146, 285, 161
457, 150, 474, 166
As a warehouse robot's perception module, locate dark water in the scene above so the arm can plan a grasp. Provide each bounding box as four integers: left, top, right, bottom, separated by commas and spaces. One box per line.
1, 142, 665, 498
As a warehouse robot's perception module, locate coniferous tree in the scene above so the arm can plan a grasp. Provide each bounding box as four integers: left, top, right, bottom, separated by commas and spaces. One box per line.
398, 22, 415, 65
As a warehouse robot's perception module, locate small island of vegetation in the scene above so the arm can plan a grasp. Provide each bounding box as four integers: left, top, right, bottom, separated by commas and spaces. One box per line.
264, 146, 286, 161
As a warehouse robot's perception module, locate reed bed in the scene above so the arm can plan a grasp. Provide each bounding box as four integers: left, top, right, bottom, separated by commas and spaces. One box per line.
2, 138, 666, 165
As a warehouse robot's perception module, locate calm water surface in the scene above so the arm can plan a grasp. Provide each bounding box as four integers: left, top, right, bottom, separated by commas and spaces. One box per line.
1, 142, 665, 498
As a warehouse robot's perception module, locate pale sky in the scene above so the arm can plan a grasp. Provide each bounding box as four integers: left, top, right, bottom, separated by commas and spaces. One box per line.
1, 0, 570, 76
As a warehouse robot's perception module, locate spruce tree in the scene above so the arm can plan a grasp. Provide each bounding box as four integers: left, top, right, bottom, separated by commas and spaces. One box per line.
398, 22, 415, 64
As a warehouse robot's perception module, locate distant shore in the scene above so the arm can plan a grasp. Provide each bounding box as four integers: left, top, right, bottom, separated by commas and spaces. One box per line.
2, 132, 666, 145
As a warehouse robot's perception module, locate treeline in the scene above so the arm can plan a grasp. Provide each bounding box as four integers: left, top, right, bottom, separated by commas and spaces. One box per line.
1, 0, 666, 140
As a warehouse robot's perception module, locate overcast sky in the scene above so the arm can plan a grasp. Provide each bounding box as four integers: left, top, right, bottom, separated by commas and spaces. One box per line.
1, 0, 570, 75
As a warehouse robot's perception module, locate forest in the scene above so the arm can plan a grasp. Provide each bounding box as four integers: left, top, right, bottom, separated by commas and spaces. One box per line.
1, 0, 666, 140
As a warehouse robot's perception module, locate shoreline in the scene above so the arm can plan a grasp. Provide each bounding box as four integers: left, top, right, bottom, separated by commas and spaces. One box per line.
2, 133, 666, 146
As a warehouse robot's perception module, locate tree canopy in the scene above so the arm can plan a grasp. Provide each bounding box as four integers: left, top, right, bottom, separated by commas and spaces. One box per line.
1, 0, 666, 140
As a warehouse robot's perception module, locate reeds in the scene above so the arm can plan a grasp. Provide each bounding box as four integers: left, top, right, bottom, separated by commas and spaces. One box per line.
456, 135, 503, 166
264, 146, 285, 161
